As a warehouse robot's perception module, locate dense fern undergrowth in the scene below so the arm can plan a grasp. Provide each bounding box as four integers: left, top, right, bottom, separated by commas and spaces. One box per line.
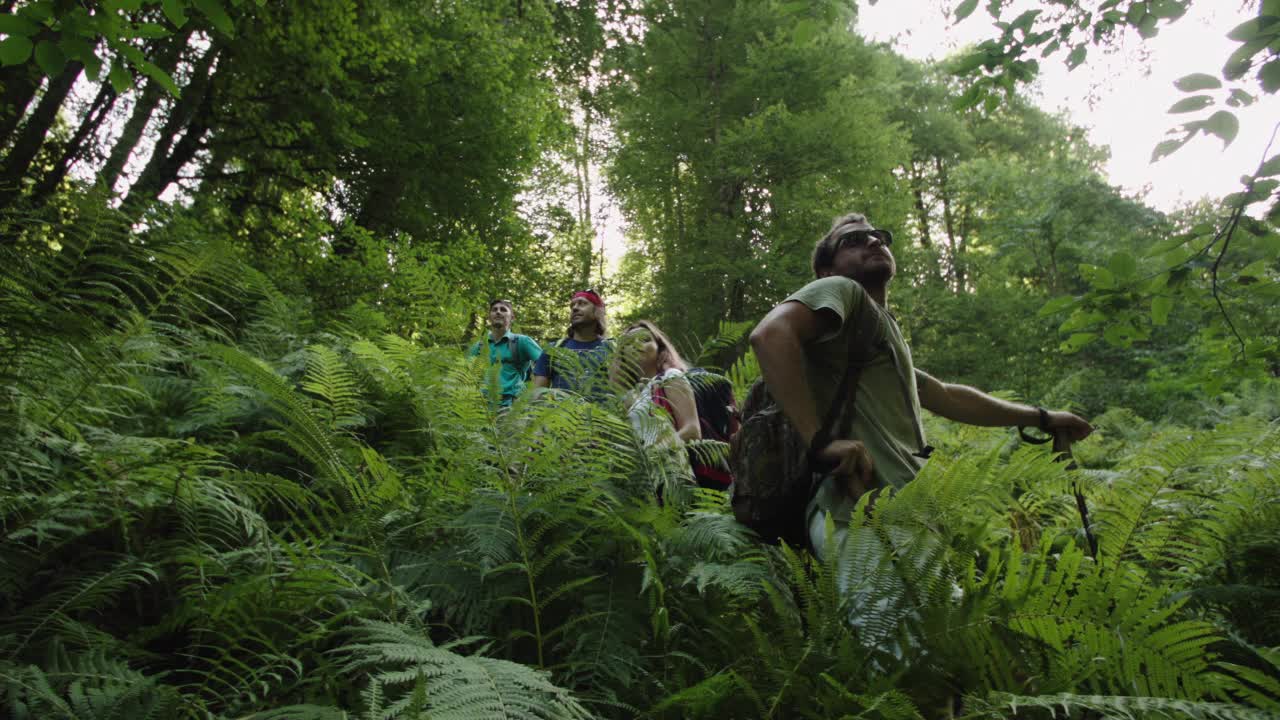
2, 213, 1279, 720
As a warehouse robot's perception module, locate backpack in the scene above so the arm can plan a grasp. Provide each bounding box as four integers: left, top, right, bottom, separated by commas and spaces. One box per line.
683, 368, 740, 489
728, 297, 886, 547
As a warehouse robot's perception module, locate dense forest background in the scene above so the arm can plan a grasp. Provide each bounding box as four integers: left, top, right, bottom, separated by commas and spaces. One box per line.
1, 0, 1278, 718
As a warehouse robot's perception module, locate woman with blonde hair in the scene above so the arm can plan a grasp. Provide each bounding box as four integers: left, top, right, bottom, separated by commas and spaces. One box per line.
612, 320, 701, 444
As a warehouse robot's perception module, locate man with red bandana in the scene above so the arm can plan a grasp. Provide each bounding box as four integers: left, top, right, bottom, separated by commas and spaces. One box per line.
532, 289, 614, 402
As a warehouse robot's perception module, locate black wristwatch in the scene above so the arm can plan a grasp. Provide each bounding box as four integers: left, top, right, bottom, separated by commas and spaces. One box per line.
1018, 406, 1053, 445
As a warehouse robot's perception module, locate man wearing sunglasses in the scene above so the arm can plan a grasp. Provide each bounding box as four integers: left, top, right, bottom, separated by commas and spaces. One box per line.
749, 212, 1092, 557
468, 299, 543, 408
532, 289, 614, 402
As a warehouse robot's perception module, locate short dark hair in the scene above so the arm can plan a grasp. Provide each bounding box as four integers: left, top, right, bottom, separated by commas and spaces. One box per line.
489, 299, 514, 311
811, 212, 893, 277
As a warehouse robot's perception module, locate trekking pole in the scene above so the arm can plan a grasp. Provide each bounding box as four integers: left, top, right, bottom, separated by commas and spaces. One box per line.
1052, 431, 1098, 560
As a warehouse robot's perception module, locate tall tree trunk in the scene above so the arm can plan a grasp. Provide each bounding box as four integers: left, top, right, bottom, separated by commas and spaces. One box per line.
124, 89, 214, 213
120, 43, 219, 212
0, 65, 42, 146
29, 83, 118, 205
0, 61, 83, 210
908, 160, 932, 248
99, 30, 194, 192
935, 156, 961, 291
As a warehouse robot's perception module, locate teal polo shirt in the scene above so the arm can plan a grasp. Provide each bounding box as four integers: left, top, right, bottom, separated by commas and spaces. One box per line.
467, 331, 543, 406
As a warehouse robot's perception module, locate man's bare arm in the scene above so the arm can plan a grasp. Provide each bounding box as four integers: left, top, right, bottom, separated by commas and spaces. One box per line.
749, 301, 835, 445
750, 301, 875, 488
916, 370, 1092, 442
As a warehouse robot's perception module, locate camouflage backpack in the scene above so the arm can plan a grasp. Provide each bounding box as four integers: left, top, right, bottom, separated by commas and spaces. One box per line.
728, 298, 885, 547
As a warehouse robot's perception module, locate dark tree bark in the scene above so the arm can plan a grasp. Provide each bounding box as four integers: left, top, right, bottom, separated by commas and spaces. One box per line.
120, 43, 220, 212
29, 83, 118, 205
0, 65, 42, 145
0, 61, 83, 209
98, 30, 193, 192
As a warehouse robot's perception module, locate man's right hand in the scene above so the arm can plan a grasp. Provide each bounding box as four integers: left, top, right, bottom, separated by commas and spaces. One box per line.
816, 438, 875, 498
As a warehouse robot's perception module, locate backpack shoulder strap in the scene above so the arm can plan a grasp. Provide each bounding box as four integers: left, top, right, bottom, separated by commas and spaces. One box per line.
810, 295, 886, 461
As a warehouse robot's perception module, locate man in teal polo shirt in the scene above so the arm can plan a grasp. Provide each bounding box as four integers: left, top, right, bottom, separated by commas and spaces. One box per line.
468, 299, 542, 408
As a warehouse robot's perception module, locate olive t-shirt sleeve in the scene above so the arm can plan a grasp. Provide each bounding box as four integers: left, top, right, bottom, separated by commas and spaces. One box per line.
783, 276, 868, 343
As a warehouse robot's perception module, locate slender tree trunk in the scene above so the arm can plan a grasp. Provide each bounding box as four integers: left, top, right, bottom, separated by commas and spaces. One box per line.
0, 66, 42, 145
935, 156, 961, 291
120, 43, 220, 212
0, 62, 83, 209
908, 160, 932, 248
100, 31, 196, 192
124, 89, 214, 212
29, 84, 118, 205
955, 203, 969, 291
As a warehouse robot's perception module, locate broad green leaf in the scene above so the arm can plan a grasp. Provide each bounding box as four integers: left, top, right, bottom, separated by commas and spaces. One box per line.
134, 57, 180, 97
1167, 95, 1212, 114
1172, 73, 1221, 91
1061, 332, 1096, 352
59, 37, 102, 79
1151, 295, 1173, 326
1103, 322, 1133, 346
194, 0, 235, 36
132, 22, 171, 39
1224, 38, 1268, 80
1252, 178, 1280, 200
1038, 295, 1077, 316
108, 62, 133, 93
1261, 59, 1280, 94
1108, 251, 1137, 279
0, 13, 41, 36
1009, 9, 1040, 34
1061, 310, 1106, 333
1080, 264, 1115, 289
1150, 136, 1190, 162
1150, 0, 1188, 20
21, 1, 53, 22
0, 35, 33, 66
1259, 154, 1280, 178
162, 0, 188, 27
1236, 259, 1270, 282
1226, 17, 1262, 42
954, 0, 979, 22
33, 40, 64, 77
1147, 233, 1193, 256
1203, 110, 1240, 148
1066, 45, 1086, 69
1136, 14, 1159, 38
791, 19, 819, 44
1226, 88, 1255, 108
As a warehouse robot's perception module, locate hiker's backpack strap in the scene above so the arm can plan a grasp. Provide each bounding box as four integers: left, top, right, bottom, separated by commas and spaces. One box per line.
811, 293, 886, 466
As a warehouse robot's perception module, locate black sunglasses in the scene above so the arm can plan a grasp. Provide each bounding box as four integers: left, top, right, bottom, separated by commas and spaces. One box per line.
835, 228, 893, 248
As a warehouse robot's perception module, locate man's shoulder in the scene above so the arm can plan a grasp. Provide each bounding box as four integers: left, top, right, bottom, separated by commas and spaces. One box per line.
784, 275, 866, 315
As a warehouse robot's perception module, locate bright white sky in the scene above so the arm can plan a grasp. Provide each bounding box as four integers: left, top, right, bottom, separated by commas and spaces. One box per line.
858, 0, 1280, 212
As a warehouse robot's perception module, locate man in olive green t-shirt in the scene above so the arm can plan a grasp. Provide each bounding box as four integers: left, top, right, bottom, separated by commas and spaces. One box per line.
468, 299, 542, 408
749, 212, 1093, 557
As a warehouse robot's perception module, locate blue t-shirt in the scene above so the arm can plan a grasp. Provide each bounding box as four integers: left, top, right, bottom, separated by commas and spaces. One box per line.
533, 337, 613, 401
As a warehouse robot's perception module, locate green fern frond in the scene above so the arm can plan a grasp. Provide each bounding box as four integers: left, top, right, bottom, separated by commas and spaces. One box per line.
333, 620, 593, 719
972, 691, 1277, 719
